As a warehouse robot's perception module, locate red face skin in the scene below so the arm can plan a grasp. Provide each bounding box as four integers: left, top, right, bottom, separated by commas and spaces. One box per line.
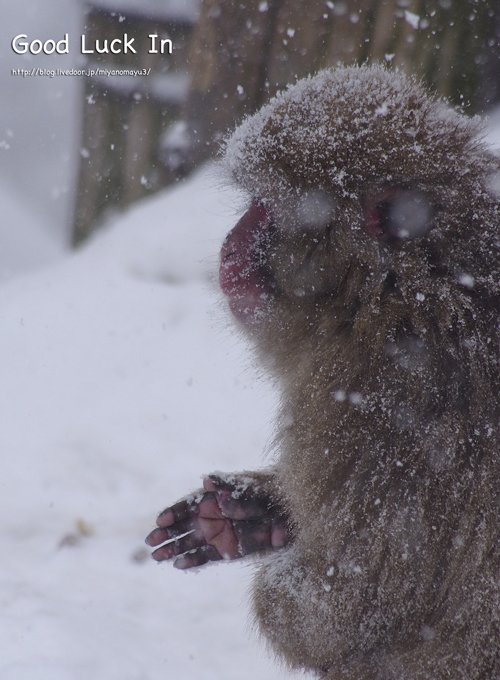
219, 201, 276, 324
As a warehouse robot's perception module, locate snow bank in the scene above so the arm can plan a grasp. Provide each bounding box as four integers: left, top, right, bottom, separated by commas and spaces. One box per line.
0, 179, 64, 282
0, 166, 299, 680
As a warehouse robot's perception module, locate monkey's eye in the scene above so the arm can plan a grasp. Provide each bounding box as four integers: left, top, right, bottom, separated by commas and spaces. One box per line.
363, 188, 432, 242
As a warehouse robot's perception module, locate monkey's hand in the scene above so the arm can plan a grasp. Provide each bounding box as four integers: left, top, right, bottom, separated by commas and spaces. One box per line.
145, 471, 290, 569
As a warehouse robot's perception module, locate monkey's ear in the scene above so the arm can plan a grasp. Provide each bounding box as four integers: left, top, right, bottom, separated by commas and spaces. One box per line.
362, 188, 433, 242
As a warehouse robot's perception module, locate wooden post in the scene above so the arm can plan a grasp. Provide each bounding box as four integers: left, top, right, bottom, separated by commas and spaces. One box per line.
72, 3, 195, 245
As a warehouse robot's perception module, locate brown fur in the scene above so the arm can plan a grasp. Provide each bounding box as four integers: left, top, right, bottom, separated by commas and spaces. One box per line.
219, 65, 500, 678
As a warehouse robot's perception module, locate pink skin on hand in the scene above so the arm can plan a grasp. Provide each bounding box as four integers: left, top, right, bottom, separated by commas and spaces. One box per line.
146, 478, 239, 567
188, 479, 241, 560
146, 477, 288, 569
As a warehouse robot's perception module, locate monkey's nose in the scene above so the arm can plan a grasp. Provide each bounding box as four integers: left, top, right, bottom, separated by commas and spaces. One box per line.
219, 200, 271, 296
219, 201, 277, 324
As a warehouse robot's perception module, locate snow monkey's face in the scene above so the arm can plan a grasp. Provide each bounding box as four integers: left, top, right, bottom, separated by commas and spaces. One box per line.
219, 186, 434, 326
219, 66, 498, 341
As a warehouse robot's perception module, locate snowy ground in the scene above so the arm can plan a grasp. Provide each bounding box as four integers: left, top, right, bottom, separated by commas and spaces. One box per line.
0, 167, 303, 680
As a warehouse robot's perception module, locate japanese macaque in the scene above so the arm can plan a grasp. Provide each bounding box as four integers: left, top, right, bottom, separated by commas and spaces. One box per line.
146, 65, 500, 679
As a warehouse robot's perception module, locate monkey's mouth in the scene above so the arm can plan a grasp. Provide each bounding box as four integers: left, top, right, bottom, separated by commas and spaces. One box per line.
219, 201, 277, 324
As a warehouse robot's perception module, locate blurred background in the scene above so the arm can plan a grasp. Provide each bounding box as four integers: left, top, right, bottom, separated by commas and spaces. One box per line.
2, 0, 500, 255
2, 2, 500, 679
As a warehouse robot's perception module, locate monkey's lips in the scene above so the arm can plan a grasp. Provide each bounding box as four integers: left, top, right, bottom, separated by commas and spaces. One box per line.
219, 201, 276, 324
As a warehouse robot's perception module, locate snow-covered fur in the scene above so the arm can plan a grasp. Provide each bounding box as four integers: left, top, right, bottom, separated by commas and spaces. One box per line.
222, 65, 500, 678
224, 65, 497, 219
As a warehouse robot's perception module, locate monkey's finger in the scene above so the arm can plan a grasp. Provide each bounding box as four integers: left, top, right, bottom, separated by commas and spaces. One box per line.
156, 495, 203, 527
271, 518, 289, 548
173, 544, 223, 570
151, 529, 206, 561
234, 519, 273, 554
145, 518, 197, 547
146, 527, 170, 547
234, 516, 291, 554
